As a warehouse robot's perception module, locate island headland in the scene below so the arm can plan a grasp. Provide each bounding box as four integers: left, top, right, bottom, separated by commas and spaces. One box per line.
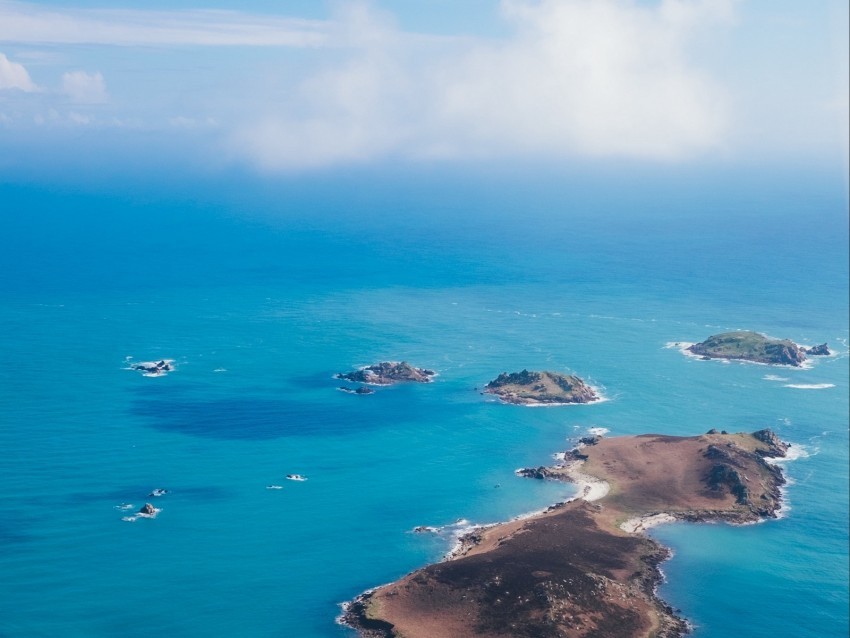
342, 429, 789, 638
484, 370, 599, 405
336, 362, 436, 385
685, 331, 830, 366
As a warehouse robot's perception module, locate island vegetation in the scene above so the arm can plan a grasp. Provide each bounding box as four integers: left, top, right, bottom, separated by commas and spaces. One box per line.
686, 331, 829, 366
484, 370, 599, 405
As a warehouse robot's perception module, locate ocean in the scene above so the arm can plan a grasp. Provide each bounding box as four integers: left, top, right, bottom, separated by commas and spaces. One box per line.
0, 165, 847, 637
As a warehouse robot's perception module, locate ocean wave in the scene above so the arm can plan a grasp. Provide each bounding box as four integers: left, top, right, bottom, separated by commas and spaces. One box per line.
764, 374, 789, 382
782, 383, 835, 390
588, 427, 609, 436
766, 443, 811, 464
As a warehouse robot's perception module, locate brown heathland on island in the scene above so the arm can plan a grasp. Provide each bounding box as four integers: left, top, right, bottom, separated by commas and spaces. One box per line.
343, 430, 788, 638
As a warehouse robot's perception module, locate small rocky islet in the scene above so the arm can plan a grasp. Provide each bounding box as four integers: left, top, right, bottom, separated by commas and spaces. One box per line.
686, 331, 830, 366
336, 361, 436, 386
130, 359, 174, 376
484, 369, 599, 405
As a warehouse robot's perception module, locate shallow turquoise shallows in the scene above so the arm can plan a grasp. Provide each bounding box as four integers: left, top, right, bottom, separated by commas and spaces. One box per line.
0, 169, 847, 638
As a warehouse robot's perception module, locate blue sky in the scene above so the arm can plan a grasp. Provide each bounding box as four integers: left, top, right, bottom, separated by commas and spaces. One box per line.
0, 0, 847, 177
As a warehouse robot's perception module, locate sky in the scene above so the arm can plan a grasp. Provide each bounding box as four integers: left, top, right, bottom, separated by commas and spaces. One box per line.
0, 0, 847, 179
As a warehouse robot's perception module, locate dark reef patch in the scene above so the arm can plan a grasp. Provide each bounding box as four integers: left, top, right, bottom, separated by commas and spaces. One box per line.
129, 383, 424, 440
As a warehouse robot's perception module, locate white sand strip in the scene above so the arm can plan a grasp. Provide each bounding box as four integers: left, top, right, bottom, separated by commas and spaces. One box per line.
562, 463, 610, 502
620, 513, 677, 534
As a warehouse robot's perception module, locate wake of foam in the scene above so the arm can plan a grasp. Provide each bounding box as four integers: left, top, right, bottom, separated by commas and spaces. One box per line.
783, 383, 835, 390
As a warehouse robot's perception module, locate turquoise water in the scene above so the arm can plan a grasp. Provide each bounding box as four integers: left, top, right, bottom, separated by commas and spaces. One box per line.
0, 169, 847, 637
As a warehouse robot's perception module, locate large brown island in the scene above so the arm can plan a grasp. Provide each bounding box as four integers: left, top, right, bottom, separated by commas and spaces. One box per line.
342, 429, 789, 638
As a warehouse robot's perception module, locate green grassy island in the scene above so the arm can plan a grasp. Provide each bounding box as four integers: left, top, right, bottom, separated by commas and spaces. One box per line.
687, 331, 829, 367
484, 370, 599, 405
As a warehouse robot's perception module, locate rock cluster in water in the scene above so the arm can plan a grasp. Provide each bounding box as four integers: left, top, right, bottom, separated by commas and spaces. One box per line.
131, 360, 173, 375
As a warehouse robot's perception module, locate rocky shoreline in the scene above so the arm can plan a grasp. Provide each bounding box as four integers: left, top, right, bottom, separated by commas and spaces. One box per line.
342, 429, 789, 638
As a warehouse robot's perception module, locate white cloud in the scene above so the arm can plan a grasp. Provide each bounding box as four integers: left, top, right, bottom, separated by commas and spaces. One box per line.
0, 52, 38, 91
232, 0, 734, 170
62, 70, 108, 104
0, 1, 328, 47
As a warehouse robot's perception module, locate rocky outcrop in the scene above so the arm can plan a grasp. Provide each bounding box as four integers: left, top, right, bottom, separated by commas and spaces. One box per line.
687, 332, 809, 366
139, 503, 157, 516
484, 370, 599, 405
132, 360, 173, 375
752, 428, 791, 458
805, 343, 831, 356
515, 466, 560, 480
338, 386, 376, 395
336, 362, 435, 385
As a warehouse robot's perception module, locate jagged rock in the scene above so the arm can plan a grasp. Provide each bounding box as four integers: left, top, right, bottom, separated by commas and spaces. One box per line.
564, 448, 589, 461
805, 343, 831, 356
516, 466, 557, 480
752, 428, 790, 458
139, 503, 156, 515
132, 359, 173, 375
579, 435, 602, 446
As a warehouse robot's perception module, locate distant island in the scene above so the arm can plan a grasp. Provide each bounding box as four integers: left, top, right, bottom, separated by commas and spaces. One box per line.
336, 361, 436, 385
343, 429, 789, 638
484, 370, 599, 405
130, 359, 174, 377
685, 331, 830, 366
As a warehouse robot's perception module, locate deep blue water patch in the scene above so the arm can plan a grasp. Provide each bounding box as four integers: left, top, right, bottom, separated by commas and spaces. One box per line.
129, 383, 437, 440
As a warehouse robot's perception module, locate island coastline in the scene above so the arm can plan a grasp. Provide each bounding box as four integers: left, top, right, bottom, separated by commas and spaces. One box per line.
342, 429, 790, 638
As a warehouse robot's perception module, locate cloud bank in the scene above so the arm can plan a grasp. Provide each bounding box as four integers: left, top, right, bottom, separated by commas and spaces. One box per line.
0, 52, 37, 91
1, 0, 845, 173
0, 1, 328, 47
232, 0, 733, 170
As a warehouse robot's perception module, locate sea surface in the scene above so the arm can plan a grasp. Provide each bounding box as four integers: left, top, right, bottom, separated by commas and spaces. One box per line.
1, 166, 847, 637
